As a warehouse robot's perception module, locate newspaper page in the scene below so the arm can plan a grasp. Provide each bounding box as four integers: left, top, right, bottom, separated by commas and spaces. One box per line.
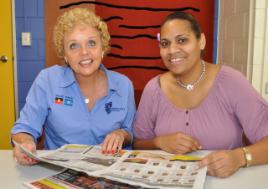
24, 169, 146, 189
101, 151, 207, 189
16, 143, 207, 189
37, 144, 126, 173
14, 142, 125, 173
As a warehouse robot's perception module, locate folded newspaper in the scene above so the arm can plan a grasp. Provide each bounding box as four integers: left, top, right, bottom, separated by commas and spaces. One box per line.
16, 143, 207, 189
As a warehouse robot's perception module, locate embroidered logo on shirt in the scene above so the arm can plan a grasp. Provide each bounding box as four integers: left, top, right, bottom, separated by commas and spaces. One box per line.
55, 95, 73, 106
64, 96, 73, 106
55, 96, 63, 104
105, 101, 125, 114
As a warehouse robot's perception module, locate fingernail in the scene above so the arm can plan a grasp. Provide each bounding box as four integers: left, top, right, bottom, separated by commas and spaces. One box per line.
111, 150, 114, 154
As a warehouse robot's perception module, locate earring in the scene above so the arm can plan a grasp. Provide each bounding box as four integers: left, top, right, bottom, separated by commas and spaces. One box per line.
64, 57, 69, 65
102, 52, 104, 59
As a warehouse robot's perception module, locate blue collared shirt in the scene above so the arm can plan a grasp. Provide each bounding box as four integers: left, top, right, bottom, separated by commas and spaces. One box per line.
11, 65, 136, 149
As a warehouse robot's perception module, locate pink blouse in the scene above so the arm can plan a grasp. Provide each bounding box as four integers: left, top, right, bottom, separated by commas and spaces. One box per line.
134, 65, 268, 150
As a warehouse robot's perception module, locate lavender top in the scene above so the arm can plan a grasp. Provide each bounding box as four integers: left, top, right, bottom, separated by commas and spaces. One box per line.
134, 66, 268, 150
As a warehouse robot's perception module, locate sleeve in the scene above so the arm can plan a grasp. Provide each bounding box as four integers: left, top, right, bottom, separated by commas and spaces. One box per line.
229, 71, 268, 143
133, 78, 158, 140
11, 70, 49, 143
121, 79, 136, 144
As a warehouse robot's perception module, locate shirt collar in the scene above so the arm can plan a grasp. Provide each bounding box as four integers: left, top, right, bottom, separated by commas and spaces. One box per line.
100, 64, 122, 96
59, 66, 76, 88
59, 64, 122, 96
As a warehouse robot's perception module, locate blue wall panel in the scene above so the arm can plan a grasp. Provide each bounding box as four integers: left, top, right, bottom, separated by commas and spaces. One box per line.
15, 0, 45, 110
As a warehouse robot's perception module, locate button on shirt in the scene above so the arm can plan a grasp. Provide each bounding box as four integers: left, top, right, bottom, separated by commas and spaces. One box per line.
11, 65, 136, 149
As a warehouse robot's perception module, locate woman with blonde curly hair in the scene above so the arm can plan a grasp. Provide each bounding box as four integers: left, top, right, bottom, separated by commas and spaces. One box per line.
11, 8, 135, 165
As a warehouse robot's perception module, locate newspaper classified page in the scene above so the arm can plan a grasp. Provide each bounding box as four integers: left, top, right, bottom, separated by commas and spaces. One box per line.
102, 151, 207, 189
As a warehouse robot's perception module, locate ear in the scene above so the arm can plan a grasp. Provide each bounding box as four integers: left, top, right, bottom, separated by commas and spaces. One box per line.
199, 33, 206, 50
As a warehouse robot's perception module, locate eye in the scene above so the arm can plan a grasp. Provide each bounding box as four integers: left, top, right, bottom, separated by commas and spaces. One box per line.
88, 40, 96, 47
69, 43, 79, 50
177, 38, 188, 44
159, 40, 170, 48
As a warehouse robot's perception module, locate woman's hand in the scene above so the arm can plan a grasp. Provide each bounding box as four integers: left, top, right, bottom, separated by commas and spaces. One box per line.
101, 129, 129, 155
155, 132, 201, 154
13, 140, 39, 165
198, 149, 245, 178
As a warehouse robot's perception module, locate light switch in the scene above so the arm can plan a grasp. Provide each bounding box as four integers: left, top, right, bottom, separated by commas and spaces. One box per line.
21, 32, 32, 46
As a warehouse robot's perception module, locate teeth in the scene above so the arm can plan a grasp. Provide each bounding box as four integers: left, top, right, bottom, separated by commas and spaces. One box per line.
170, 58, 182, 63
80, 59, 93, 65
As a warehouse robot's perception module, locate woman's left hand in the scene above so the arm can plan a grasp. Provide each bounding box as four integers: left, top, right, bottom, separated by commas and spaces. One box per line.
101, 129, 127, 155
198, 149, 245, 178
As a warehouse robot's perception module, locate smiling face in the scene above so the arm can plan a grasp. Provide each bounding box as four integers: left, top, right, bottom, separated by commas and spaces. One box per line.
63, 24, 103, 78
159, 19, 205, 75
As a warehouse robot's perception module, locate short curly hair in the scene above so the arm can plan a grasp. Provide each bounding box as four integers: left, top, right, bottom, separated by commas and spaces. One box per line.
53, 8, 110, 58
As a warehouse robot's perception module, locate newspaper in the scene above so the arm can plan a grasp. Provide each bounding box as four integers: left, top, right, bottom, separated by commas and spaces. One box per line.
24, 169, 146, 189
15, 143, 207, 189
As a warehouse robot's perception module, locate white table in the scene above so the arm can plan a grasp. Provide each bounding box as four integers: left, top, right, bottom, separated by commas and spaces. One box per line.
1, 150, 268, 188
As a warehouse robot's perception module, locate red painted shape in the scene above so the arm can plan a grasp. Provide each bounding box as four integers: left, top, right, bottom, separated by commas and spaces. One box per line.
95, 0, 215, 104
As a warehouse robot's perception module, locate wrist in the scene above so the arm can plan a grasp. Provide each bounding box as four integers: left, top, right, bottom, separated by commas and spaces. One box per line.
241, 147, 252, 167
154, 136, 162, 149
236, 148, 247, 168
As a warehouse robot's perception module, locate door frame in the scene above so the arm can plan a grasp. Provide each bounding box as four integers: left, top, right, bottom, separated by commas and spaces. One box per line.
12, 0, 18, 116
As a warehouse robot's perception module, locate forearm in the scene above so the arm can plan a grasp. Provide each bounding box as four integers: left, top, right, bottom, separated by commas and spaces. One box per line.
133, 137, 160, 150
11, 132, 35, 144
245, 136, 268, 166
232, 136, 268, 168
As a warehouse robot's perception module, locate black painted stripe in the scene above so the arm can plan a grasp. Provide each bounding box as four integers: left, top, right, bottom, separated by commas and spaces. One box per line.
103, 16, 123, 22
111, 34, 156, 39
119, 24, 160, 29
111, 44, 123, 49
107, 53, 161, 60
60, 1, 200, 12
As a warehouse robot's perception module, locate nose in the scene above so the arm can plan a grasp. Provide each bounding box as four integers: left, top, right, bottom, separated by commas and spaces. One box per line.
80, 45, 89, 56
168, 42, 180, 54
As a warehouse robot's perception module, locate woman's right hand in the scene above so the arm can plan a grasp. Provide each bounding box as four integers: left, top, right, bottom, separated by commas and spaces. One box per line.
13, 140, 38, 165
155, 132, 202, 154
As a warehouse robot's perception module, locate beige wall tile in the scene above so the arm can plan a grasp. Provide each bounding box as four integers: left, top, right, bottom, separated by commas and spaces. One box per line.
236, 0, 250, 13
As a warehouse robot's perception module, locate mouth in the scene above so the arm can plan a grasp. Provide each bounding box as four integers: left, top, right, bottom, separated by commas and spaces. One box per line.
79, 59, 93, 65
169, 57, 184, 65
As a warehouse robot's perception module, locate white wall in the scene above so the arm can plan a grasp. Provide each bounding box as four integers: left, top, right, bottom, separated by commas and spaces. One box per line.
251, 0, 268, 99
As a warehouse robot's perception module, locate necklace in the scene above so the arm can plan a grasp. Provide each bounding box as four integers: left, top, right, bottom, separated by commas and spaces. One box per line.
176, 60, 206, 91
84, 98, 90, 104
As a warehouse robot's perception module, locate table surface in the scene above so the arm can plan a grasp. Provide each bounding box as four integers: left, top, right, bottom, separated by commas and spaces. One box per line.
1, 150, 268, 189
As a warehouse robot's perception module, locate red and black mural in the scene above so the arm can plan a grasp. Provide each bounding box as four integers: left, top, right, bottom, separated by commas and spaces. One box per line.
45, 0, 215, 104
